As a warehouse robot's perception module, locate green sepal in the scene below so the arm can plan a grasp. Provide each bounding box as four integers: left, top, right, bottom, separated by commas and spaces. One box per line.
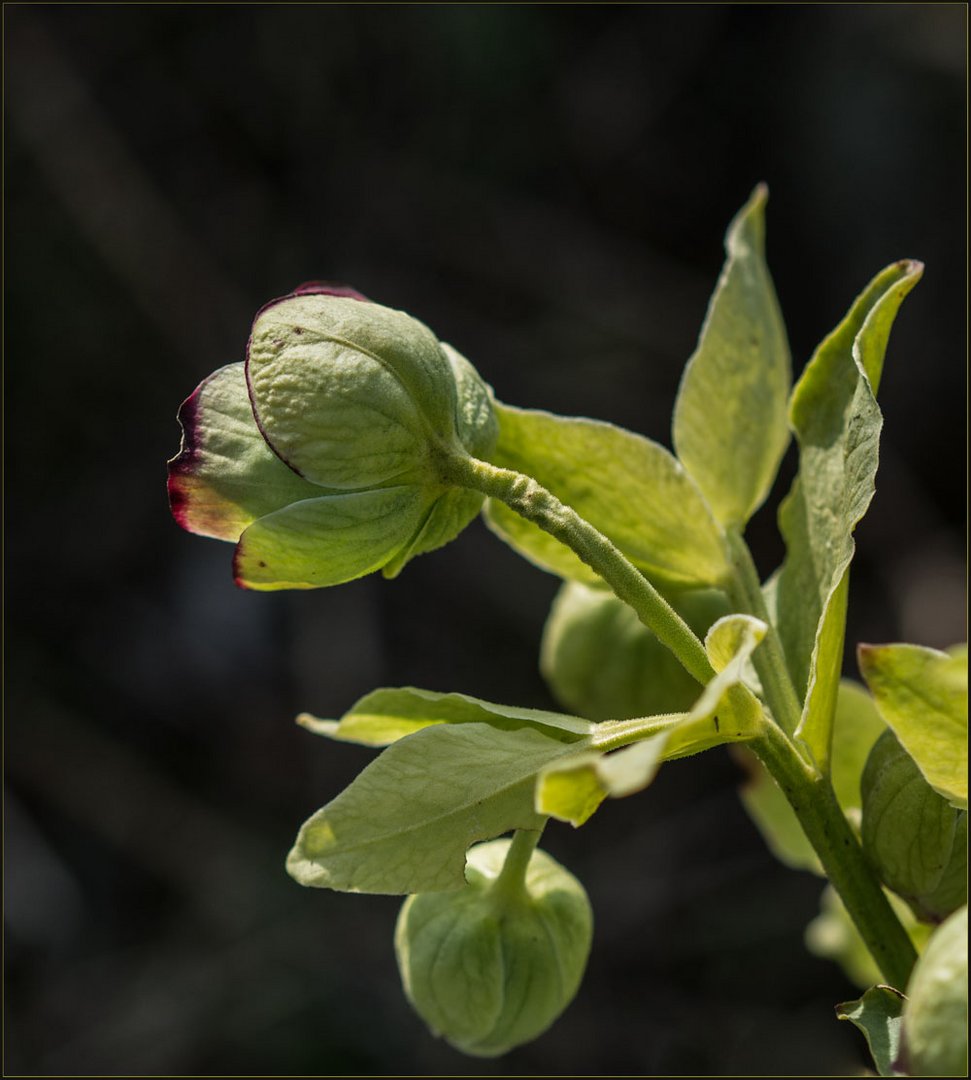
836, 984, 907, 1077
297, 685, 593, 747
776, 260, 923, 773
901, 905, 968, 1077
167, 362, 326, 541
672, 184, 791, 527
483, 403, 730, 590
247, 293, 462, 488
233, 486, 431, 590
286, 722, 582, 894
858, 642, 968, 810
395, 838, 592, 1057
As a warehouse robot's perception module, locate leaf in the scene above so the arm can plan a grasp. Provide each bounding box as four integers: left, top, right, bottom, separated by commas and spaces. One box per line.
167, 362, 326, 541
536, 615, 766, 827
861, 730, 967, 922
539, 581, 731, 721
298, 686, 594, 747
483, 403, 730, 590
737, 680, 886, 875
836, 984, 907, 1077
287, 722, 581, 894
858, 643, 968, 810
776, 260, 923, 773
672, 185, 791, 527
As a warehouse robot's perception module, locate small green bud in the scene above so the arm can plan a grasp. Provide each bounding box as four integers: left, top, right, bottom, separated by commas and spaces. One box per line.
861, 730, 967, 923
168, 285, 498, 589
394, 836, 593, 1057
901, 904, 968, 1077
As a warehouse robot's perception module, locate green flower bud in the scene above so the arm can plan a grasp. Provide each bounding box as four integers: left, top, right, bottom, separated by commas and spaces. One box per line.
168, 284, 498, 589
861, 730, 967, 923
541, 580, 731, 720
901, 904, 968, 1077
394, 836, 593, 1057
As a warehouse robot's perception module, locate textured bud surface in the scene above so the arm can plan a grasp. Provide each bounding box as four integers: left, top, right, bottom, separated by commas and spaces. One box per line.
246, 293, 464, 488
394, 837, 592, 1057
902, 904, 968, 1076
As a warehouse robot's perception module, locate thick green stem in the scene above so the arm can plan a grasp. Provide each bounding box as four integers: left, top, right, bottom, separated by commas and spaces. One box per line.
447, 452, 915, 985
724, 529, 803, 738
751, 721, 917, 989
491, 828, 543, 907
445, 455, 716, 686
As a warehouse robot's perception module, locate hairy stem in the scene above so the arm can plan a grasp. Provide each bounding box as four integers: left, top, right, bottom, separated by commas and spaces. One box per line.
724, 528, 803, 738
445, 455, 715, 686
448, 453, 915, 984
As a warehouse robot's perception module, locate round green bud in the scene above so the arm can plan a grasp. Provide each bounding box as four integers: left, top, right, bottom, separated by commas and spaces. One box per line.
861, 730, 967, 923
394, 837, 593, 1057
170, 284, 499, 590
902, 904, 968, 1076
246, 289, 496, 488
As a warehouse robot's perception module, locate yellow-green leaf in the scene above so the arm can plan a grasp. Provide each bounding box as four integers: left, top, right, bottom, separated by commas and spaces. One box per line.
858, 643, 968, 810
672, 185, 791, 527
484, 404, 729, 590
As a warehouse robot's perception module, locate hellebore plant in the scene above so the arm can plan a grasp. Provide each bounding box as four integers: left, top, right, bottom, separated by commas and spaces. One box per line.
168, 187, 968, 1073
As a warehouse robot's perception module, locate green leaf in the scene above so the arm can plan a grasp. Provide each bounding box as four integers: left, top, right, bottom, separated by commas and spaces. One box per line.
483, 403, 730, 589
540, 581, 731, 721
536, 615, 766, 827
672, 185, 791, 527
737, 680, 886, 875
776, 260, 923, 773
297, 686, 594, 747
234, 486, 430, 591
287, 722, 581, 894
836, 984, 907, 1077
858, 643, 968, 810
167, 362, 326, 541
861, 730, 967, 923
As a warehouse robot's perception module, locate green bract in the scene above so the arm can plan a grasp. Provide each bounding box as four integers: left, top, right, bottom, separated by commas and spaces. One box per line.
394, 837, 592, 1057
901, 905, 968, 1077
168, 285, 498, 589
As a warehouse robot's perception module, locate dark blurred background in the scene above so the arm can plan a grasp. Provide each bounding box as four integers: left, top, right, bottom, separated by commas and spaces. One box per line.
5, 4, 966, 1075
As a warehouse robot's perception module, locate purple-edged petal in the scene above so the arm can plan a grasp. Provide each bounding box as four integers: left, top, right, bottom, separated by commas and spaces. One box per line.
290, 281, 370, 301
233, 486, 431, 591
167, 362, 325, 542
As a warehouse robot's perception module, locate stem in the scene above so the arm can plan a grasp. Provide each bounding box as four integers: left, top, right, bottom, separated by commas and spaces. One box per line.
447, 452, 916, 984
491, 828, 543, 907
445, 455, 716, 687
751, 721, 917, 989
724, 529, 803, 738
